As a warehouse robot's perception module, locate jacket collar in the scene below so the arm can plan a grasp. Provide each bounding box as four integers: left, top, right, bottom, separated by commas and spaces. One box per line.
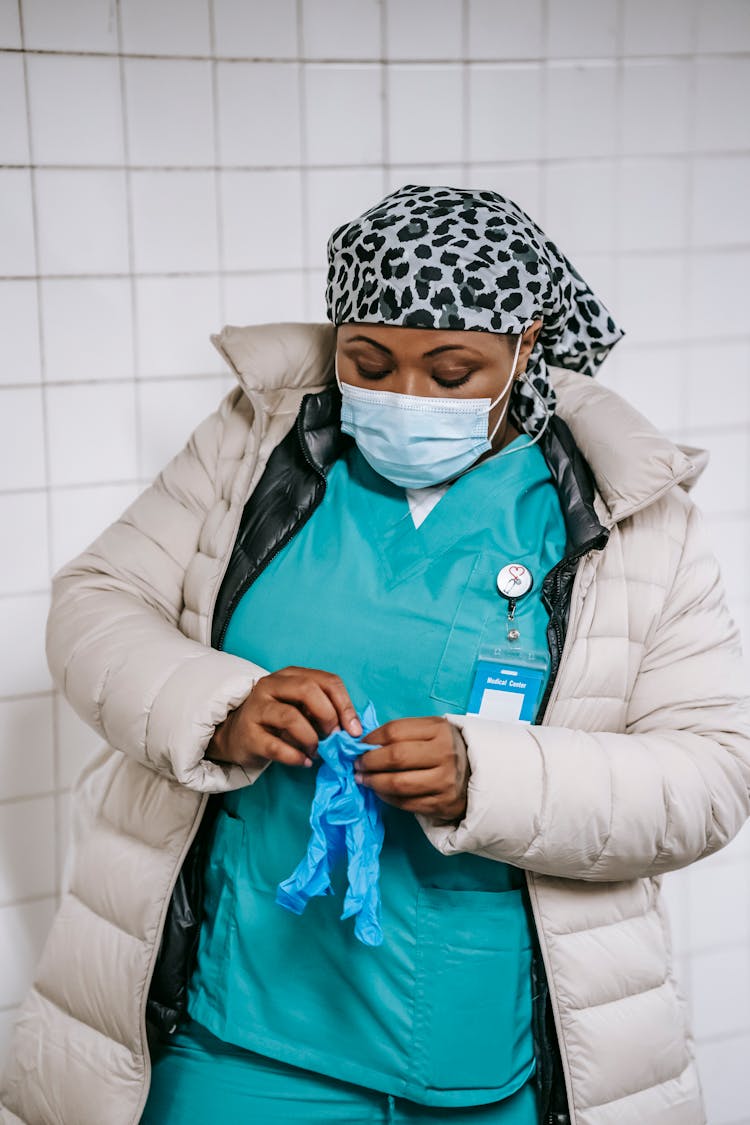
212, 322, 707, 529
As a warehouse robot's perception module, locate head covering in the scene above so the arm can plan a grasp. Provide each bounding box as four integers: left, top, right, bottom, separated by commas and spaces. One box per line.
325, 184, 624, 435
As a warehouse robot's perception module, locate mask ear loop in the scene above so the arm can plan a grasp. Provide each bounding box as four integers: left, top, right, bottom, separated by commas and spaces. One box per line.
487, 332, 524, 444
495, 369, 552, 458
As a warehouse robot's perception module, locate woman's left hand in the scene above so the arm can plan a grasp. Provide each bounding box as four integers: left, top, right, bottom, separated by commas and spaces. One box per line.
355, 717, 469, 824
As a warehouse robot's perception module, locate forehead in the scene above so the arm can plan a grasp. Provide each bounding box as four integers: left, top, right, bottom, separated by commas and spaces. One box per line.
336, 322, 508, 354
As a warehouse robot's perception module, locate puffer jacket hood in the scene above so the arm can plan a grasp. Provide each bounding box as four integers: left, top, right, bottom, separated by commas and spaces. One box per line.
2, 322, 748, 1125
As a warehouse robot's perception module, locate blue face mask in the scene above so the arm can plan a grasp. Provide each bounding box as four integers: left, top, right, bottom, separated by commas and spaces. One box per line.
337, 333, 524, 490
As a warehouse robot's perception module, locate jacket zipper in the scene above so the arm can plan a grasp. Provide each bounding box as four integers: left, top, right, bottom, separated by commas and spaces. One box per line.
527, 548, 595, 1125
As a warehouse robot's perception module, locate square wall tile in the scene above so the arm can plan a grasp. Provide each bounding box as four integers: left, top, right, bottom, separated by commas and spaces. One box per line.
131, 171, 218, 274
301, 0, 380, 59
0, 492, 49, 594
687, 854, 750, 953
691, 156, 750, 249
0, 388, 46, 490
27, 55, 123, 167
217, 63, 300, 166
385, 0, 462, 59
687, 250, 750, 341
0, 54, 30, 165
220, 170, 303, 271
546, 0, 617, 58
0, 171, 36, 277
0, 593, 51, 696
685, 343, 750, 429
617, 254, 686, 344
124, 59, 214, 167
696, 1033, 750, 1125
545, 63, 617, 160
0, 697, 55, 800
0, 797, 56, 905
119, 0, 211, 56
467, 0, 543, 59
41, 279, 134, 383
0, 898, 56, 1008
691, 946, 750, 1039
135, 275, 222, 376
50, 483, 139, 574
388, 66, 463, 165
305, 269, 328, 322
0, 282, 41, 385
212, 0, 298, 58
138, 377, 224, 479
304, 168, 384, 270
687, 429, 749, 517
46, 382, 137, 487
609, 343, 684, 432
618, 158, 688, 252
621, 61, 691, 156
224, 272, 307, 326
696, 0, 750, 52
305, 65, 382, 165
469, 65, 542, 164
0, 1, 21, 47
55, 694, 105, 791
20, 0, 118, 51
35, 170, 129, 277
544, 161, 617, 255
694, 58, 750, 152
622, 0, 695, 56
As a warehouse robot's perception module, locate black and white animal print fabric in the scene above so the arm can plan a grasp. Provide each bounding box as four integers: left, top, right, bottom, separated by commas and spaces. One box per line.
325, 184, 625, 435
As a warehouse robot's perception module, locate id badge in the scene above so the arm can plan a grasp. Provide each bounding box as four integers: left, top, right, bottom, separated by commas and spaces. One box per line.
467, 644, 549, 724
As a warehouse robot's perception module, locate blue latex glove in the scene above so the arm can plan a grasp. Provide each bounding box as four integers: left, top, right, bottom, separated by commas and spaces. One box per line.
275, 702, 385, 946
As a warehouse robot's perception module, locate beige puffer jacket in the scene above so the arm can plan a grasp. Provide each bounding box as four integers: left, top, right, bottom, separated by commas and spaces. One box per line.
2, 323, 749, 1125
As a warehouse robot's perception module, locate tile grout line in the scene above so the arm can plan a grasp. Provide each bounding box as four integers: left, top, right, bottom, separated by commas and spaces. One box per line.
113, 0, 142, 492
207, 0, 226, 329
15, 0, 63, 905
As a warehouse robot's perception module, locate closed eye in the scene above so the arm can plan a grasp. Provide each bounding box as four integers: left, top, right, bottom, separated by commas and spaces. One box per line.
433, 371, 475, 388
355, 365, 392, 380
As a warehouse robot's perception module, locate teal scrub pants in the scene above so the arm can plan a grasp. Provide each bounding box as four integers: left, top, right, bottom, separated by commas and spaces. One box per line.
141, 1020, 538, 1125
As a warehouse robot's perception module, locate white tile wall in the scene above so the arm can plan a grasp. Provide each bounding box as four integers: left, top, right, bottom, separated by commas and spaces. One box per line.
2, 2, 750, 1119
26, 54, 124, 167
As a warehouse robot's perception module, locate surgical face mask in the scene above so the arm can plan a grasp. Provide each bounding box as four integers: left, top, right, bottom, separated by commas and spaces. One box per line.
336, 333, 524, 490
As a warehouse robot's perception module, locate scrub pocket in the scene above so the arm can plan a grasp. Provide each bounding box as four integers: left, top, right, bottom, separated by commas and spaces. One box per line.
410, 886, 534, 1095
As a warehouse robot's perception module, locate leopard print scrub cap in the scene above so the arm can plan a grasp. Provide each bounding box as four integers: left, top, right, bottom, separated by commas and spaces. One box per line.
325, 184, 624, 435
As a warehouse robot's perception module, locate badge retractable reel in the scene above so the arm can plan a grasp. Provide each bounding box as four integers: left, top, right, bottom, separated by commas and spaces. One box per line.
467, 563, 550, 724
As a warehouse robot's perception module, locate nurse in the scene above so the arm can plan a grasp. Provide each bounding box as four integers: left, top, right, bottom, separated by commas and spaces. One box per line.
142, 185, 622, 1124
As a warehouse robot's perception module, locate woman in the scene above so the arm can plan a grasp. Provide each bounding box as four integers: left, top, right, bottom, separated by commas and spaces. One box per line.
2, 186, 749, 1125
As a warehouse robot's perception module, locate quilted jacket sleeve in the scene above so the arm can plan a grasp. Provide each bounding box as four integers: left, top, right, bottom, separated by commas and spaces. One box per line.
419, 496, 750, 881
45, 388, 270, 794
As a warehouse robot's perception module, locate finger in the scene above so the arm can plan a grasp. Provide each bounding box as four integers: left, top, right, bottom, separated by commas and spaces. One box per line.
260, 701, 319, 755
273, 678, 340, 738
362, 717, 444, 746
242, 726, 315, 769
357, 766, 447, 799
356, 740, 439, 774
307, 669, 362, 737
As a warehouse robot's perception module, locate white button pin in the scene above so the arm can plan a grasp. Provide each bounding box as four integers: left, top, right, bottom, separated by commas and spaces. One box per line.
496, 563, 533, 600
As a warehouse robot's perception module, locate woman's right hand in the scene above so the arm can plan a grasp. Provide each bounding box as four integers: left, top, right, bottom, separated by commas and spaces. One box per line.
206, 666, 362, 769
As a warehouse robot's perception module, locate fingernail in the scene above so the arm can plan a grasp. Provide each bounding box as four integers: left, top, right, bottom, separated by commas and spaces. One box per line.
350, 718, 362, 736
304, 758, 314, 768
354, 772, 363, 784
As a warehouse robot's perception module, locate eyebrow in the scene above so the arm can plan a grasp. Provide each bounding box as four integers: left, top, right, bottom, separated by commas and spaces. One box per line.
346, 334, 482, 358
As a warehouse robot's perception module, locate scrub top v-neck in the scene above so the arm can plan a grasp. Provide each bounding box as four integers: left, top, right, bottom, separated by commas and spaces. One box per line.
188, 437, 568, 1108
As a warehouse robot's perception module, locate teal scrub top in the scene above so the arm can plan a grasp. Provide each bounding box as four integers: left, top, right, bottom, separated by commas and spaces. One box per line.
188, 437, 568, 1108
